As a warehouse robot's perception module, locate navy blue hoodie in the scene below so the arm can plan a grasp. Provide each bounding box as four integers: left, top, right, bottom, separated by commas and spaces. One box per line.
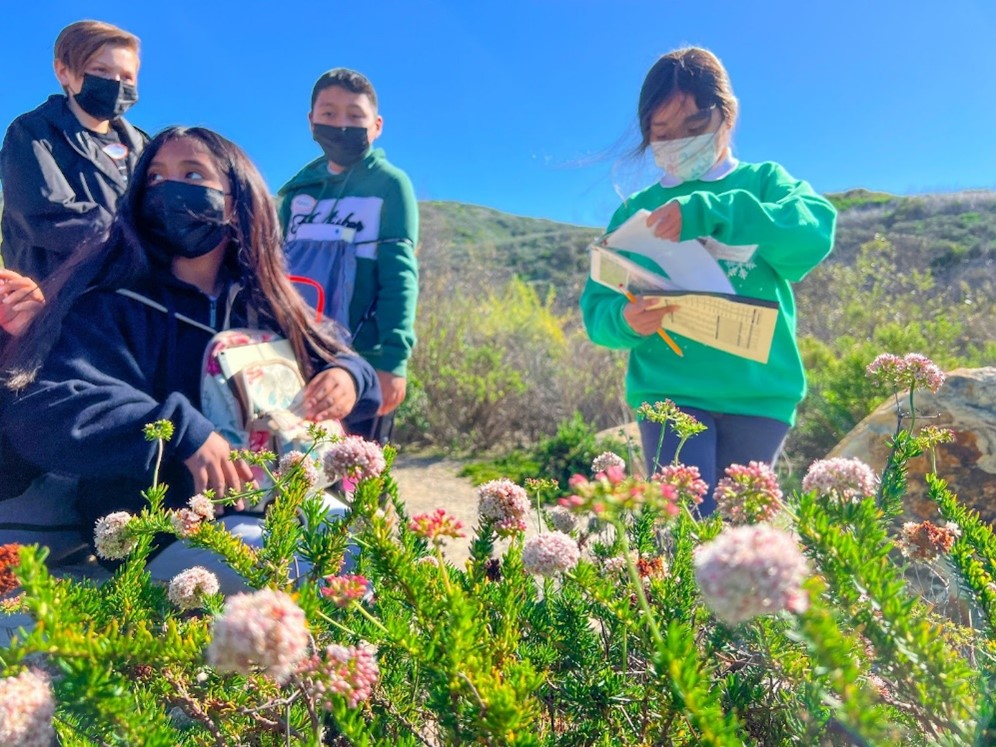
0, 95, 147, 280
0, 267, 380, 529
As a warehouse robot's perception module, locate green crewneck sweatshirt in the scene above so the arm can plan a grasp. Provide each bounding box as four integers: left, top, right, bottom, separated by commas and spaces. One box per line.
278, 148, 418, 377
580, 160, 836, 425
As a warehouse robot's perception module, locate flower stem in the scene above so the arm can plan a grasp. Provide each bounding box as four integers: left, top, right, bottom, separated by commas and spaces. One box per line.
434, 543, 452, 595
615, 520, 664, 650
152, 437, 165, 489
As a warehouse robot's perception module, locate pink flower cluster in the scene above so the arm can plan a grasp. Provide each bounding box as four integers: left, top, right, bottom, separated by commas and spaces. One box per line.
278, 450, 320, 488
590, 451, 625, 474
714, 461, 783, 525
867, 352, 946, 393
522, 532, 580, 577
168, 567, 220, 611
802, 458, 879, 504
654, 464, 709, 506
898, 521, 962, 562
207, 589, 310, 684
560, 468, 679, 520
408, 509, 465, 544
694, 524, 810, 624
93, 511, 137, 560
321, 574, 370, 608
0, 669, 55, 747
299, 643, 379, 709
477, 478, 530, 536
169, 493, 218, 538
323, 436, 386, 483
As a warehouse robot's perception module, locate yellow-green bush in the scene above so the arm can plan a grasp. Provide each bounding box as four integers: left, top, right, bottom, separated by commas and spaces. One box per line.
397, 272, 626, 451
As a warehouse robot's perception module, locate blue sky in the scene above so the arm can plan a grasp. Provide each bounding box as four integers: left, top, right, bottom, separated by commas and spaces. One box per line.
2, 0, 995, 227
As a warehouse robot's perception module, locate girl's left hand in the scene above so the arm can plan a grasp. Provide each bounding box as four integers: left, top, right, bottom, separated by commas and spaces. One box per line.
304, 368, 358, 421
646, 200, 682, 241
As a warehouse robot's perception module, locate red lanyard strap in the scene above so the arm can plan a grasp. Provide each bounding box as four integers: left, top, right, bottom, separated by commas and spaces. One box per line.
287, 275, 325, 322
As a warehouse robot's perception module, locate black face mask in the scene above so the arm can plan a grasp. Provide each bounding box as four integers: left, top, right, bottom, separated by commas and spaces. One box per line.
313, 124, 370, 168
73, 73, 139, 120
140, 181, 230, 260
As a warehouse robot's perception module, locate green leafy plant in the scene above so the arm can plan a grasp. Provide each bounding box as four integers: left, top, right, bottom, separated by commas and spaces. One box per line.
1, 352, 993, 745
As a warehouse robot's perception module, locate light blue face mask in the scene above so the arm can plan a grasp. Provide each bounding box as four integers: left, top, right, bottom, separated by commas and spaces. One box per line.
651, 131, 719, 183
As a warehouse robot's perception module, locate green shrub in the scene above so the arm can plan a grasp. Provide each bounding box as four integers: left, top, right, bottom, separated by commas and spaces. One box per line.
460, 412, 631, 492
396, 271, 626, 452
2, 354, 995, 744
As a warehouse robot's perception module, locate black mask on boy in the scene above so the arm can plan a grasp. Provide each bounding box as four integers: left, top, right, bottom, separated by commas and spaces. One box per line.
140, 181, 230, 259
313, 124, 370, 168
74, 73, 139, 120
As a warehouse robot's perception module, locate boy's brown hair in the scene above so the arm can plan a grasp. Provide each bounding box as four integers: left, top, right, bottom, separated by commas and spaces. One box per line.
310, 68, 378, 110
54, 20, 140, 75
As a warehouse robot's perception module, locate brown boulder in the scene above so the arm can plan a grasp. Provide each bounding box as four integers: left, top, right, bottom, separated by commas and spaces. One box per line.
829, 367, 996, 523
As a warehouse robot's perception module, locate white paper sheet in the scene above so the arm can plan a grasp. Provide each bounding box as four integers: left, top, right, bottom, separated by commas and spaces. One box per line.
604, 209, 736, 294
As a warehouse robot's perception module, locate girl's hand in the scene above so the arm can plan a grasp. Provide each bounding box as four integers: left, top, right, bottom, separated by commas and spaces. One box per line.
646, 200, 682, 241
0, 269, 45, 337
304, 367, 358, 421
623, 296, 680, 336
184, 432, 251, 509
376, 371, 406, 415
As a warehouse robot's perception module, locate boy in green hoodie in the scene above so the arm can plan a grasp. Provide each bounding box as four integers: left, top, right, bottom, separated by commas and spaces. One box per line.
278, 68, 419, 443
580, 47, 836, 514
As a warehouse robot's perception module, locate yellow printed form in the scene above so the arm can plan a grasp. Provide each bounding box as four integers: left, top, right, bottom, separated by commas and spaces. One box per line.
643, 293, 778, 364
589, 245, 779, 363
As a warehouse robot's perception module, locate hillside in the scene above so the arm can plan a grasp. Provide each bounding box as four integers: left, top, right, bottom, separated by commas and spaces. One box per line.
418, 200, 599, 307
419, 191, 996, 344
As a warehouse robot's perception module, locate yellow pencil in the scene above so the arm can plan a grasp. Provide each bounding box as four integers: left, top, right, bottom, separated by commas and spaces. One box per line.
621, 287, 684, 357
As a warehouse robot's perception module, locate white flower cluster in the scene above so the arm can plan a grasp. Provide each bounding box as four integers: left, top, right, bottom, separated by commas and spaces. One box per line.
522, 532, 580, 577
545, 505, 578, 534
478, 478, 530, 536
802, 457, 879, 503
168, 567, 221, 610
591, 451, 626, 475
207, 589, 310, 684
93, 511, 137, 560
0, 669, 55, 747
694, 524, 810, 625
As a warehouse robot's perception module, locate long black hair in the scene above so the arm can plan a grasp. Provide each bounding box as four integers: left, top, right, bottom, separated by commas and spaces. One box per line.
2, 126, 350, 387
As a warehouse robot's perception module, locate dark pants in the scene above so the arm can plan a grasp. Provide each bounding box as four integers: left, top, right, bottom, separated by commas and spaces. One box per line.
638, 406, 790, 516
348, 412, 396, 445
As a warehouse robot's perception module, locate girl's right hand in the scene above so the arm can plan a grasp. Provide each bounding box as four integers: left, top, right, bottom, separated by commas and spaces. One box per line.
0, 269, 45, 337
623, 296, 680, 336
184, 432, 252, 509
645, 200, 683, 241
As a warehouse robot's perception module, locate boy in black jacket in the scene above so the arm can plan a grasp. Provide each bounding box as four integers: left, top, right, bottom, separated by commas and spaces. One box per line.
0, 20, 146, 281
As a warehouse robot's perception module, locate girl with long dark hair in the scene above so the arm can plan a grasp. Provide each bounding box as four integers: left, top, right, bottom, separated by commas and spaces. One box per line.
1, 127, 380, 583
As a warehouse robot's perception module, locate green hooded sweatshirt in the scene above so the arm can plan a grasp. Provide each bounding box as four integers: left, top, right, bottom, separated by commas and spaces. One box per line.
278, 148, 418, 377
579, 160, 836, 425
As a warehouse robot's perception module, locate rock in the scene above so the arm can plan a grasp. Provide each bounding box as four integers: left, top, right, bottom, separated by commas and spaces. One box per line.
829, 367, 996, 523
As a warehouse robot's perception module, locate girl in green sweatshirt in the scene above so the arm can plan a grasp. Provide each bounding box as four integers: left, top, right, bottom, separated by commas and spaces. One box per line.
579, 47, 836, 514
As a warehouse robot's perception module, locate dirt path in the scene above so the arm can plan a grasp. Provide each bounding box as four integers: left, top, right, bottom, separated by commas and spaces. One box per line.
390, 452, 539, 565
